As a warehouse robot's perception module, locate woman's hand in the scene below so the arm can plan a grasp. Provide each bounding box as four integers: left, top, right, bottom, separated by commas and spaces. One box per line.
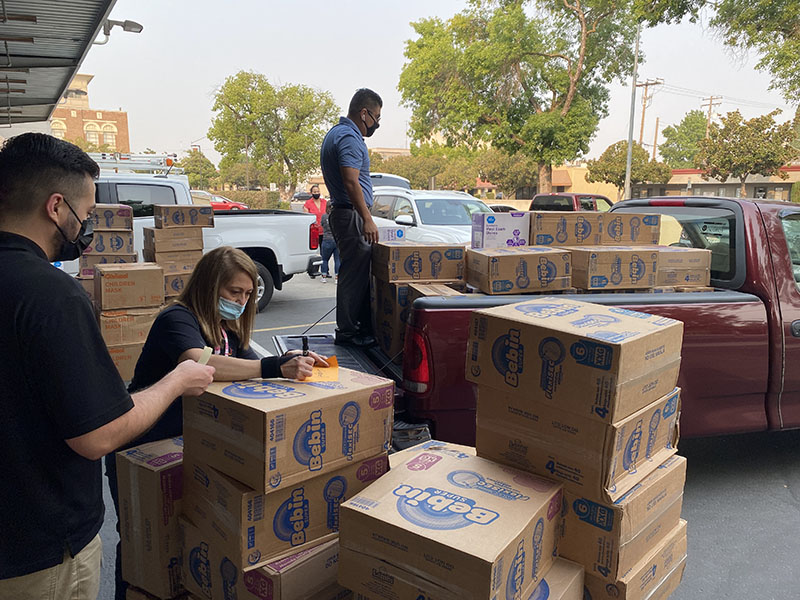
280, 350, 329, 381
284, 349, 329, 367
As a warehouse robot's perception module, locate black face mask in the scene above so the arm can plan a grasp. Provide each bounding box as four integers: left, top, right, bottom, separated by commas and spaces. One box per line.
364, 109, 380, 138
312, 193, 321, 200
53, 198, 94, 262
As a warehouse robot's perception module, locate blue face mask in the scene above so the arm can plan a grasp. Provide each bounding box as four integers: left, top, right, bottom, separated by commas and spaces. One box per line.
218, 296, 246, 321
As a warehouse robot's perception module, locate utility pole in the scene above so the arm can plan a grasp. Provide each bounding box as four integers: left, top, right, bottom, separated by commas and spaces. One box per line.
637, 79, 663, 145
701, 96, 722, 137
624, 24, 642, 201
652, 117, 660, 161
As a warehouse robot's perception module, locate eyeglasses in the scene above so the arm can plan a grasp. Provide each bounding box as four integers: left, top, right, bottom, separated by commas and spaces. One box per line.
365, 108, 381, 124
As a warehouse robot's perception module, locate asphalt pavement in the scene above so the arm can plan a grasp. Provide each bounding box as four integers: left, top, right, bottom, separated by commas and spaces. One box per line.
96, 273, 800, 599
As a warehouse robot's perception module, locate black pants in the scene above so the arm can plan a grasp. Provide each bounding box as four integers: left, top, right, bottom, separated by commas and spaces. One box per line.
329, 206, 372, 336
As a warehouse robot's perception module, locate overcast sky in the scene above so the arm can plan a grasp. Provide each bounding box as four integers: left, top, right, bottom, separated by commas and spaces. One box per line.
79, 0, 794, 166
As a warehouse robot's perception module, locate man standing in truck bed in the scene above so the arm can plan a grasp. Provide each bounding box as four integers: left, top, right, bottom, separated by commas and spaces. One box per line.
320, 88, 382, 347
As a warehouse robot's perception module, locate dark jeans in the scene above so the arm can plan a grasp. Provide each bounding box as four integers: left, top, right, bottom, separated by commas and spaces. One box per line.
321, 237, 340, 276
329, 207, 372, 336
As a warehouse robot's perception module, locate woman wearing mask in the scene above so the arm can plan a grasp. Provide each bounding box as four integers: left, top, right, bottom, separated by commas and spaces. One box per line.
303, 184, 327, 227
105, 246, 326, 599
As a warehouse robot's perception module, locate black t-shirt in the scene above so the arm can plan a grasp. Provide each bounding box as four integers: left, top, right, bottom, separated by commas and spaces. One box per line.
0, 232, 133, 578
126, 304, 258, 444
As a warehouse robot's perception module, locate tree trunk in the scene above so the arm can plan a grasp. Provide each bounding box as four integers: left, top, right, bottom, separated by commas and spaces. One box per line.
537, 162, 553, 193
740, 177, 747, 198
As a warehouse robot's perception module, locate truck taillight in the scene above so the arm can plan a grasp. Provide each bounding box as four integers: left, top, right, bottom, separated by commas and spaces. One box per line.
403, 325, 432, 394
309, 223, 320, 250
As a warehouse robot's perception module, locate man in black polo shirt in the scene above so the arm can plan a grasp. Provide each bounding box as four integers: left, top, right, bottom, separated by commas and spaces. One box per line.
0, 133, 215, 599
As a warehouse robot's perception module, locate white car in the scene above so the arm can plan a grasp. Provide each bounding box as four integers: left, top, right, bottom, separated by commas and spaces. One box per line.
369, 187, 493, 244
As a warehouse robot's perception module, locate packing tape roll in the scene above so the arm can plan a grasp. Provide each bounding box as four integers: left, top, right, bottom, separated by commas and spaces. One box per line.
198, 346, 212, 365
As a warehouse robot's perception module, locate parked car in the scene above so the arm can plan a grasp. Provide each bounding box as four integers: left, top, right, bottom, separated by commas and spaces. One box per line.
489, 204, 521, 213
369, 187, 493, 244
529, 192, 613, 212
371, 172, 411, 189
210, 195, 248, 211
60, 174, 320, 311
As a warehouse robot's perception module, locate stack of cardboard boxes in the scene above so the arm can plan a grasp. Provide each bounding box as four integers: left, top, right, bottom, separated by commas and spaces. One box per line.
463, 296, 688, 600
143, 205, 213, 298
371, 241, 467, 362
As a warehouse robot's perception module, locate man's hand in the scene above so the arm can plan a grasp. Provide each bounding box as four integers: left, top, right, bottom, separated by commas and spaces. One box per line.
285, 349, 329, 367
363, 216, 379, 244
281, 355, 316, 380
172, 359, 215, 397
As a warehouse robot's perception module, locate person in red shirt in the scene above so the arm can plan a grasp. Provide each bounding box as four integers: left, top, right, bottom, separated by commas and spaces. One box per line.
303, 185, 327, 227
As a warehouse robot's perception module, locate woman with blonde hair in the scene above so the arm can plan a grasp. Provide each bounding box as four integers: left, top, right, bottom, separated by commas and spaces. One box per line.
106, 246, 326, 599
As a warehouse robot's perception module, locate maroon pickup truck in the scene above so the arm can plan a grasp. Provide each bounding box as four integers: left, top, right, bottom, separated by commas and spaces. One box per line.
397, 196, 800, 445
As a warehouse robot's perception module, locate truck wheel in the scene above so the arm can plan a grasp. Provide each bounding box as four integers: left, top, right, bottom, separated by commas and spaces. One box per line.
255, 261, 275, 312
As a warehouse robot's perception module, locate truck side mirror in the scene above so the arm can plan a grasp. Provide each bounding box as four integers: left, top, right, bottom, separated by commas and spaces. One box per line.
396, 214, 415, 226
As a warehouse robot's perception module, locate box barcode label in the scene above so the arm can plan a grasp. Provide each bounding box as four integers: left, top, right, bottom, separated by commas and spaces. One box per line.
471, 342, 479, 362
253, 495, 264, 521
275, 414, 285, 442
349, 495, 379, 510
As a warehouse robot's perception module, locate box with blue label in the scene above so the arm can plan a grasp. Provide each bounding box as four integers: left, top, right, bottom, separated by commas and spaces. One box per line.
465, 298, 683, 424
475, 387, 681, 503
165, 272, 190, 298
143, 226, 205, 252
78, 253, 137, 278
154, 204, 214, 228
92, 203, 133, 231
83, 230, 136, 255
183, 453, 387, 569
372, 242, 465, 283
179, 515, 350, 600
582, 520, 687, 600
530, 212, 604, 246
183, 367, 394, 492
339, 442, 563, 600
141, 248, 203, 274
378, 226, 410, 242
601, 214, 661, 246
466, 247, 572, 295
566, 246, 659, 290
559, 455, 685, 581
471, 212, 531, 249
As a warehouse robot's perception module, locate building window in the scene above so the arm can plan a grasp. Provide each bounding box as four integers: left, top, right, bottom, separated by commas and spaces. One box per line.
96, 112, 102, 119
102, 124, 117, 149
70, 110, 77, 117
51, 121, 66, 139
84, 123, 100, 145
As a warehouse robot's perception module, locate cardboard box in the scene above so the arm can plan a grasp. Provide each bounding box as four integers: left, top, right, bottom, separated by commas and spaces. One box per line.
76, 277, 94, 301
78, 253, 137, 278
142, 248, 203, 274
475, 387, 681, 502
371, 277, 412, 363
339, 443, 563, 600
652, 286, 676, 294
675, 285, 714, 293
97, 306, 162, 346
117, 437, 184, 599
372, 242, 465, 283
471, 212, 531, 249
566, 246, 659, 290
530, 212, 603, 246
465, 297, 684, 424
95, 263, 165, 310
183, 368, 394, 492
184, 453, 388, 568
378, 226, 410, 242
165, 272, 191, 297
582, 520, 687, 600
125, 586, 193, 600
83, 230, 136, 255
651, 246, 711, 269
405, 282, 466, 308
535, 558, 584, 600
154, 204, 214, 228
92, 204, 133, 231
602, 214, 661, 246
108, 341, 144, 381
657, 268, 711, 287
466, 247, 572, 294
180, 516, 344, 600
388, 440, 476, 469
144, 226, 205, 252
559, 455, 686, 580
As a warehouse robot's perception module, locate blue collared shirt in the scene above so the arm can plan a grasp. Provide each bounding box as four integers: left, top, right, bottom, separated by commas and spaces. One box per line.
320, 117, 373, 208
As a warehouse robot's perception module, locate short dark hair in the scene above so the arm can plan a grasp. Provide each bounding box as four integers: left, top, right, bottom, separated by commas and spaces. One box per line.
0, 133, 99, 218
348, 88, 383, 115
310, 184, 320, 192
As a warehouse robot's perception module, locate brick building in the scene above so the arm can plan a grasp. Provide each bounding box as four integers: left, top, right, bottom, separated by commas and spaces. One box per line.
50, 74, 130, 152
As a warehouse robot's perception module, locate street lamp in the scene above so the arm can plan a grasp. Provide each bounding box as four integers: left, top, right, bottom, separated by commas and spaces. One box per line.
93, 19, 144, 45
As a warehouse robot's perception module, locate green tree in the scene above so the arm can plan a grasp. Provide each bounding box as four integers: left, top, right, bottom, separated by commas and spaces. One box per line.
694, 109, 798, 197
68, 137, 114, 153
208, 71, 339, 194
378, 154, 445, 189
143, 147, 157, 154
475, 148, 539, 197
177, 149, 218, 189
218, 154, 268, 188
399, 0, 638, 193
659, 110, 707, 168
587, 141, 672, 200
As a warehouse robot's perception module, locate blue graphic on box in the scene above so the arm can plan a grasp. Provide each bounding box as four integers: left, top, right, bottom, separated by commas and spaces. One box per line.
324, 476, 348, 531
339, 402, 361, 460
662, 392, 678, 417
538, 337, 566, 399
170, 276, 185, 294
493, 280, 516, 293
273, 487, 310, 546
446, 470, 531, 501
575, 217, 592, 243
531, 518, 544, 581
516, 259, 531, 289
514, 302, 580, 319
570, 339, 614, 370
416, 441, 472, 459
646, 410, 662, 459
430, 251, 443, 277
222, 381, 306, 400
404, 252, 423, 279
555, 218, 568, 243
189, 542, 212, 597
610, 257, 623, 285
609, 307, 651, 320
572, 497, 614, 531
527, 579, 550, 600
488, 216, 496, 224
492, 329, 524, 387
220, 558, 238, 596
629, 254, 646, 282
293, 410, 326, 471
622, 420, 644, 472
393, 485, 499, 529
588, 330, 640, 343
536, 258, 557, 286
606, 217, 625, 242
570, 314, 621, 329
304, 381, 346, 390
507, 229, 527, 247
506, 540, 526, 600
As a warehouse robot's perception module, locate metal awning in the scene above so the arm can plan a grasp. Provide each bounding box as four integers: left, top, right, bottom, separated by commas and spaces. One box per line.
0, 0, 116, 125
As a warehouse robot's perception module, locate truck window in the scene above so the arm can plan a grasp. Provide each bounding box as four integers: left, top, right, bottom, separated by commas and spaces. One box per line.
578, 197, 595, 211
393, 198, 416, 221
531, 195, 573, 210
116, 183, 177, 217
780, 214, 800, 286
595, 197, 612, 212
371, 195, 395, 219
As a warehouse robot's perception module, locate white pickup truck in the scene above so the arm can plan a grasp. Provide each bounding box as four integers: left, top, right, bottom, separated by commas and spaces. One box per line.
59, 172, 321, 311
